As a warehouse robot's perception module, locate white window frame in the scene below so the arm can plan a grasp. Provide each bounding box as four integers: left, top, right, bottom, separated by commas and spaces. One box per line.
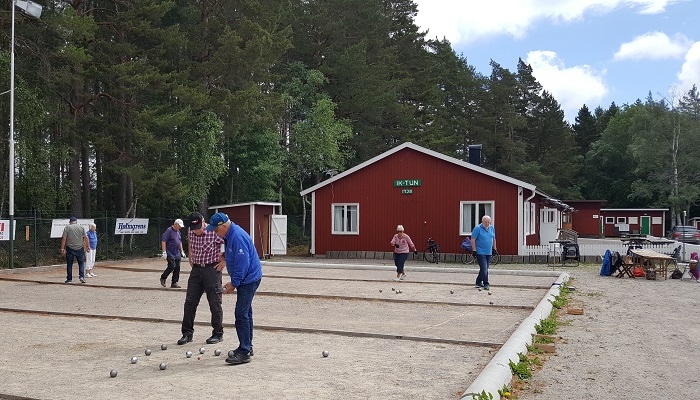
460, 201, 495, 235
331, 203, 359, 235
617, 217, 627, 224
628, 216, 638, 224
605, 217, 615, 224
524, 201, 535, 235
652, 217, 662, 224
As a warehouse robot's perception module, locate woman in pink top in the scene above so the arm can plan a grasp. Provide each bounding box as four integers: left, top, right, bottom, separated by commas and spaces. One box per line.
390, 225, 416, 281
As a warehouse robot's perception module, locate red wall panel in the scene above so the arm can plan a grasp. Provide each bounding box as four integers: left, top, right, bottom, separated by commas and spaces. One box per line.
312, 148, 523, 255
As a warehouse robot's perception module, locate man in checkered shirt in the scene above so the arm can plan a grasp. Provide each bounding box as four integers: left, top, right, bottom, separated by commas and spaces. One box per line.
177, 212, 226, 345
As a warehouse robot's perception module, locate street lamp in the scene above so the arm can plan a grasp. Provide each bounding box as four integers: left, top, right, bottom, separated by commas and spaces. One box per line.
8, 0, 42, 269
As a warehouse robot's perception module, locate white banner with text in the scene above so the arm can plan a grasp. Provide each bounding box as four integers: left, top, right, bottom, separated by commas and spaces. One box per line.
114, 218, 150, 235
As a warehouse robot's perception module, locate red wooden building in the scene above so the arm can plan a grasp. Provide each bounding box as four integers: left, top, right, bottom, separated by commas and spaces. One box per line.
208, 202, 286, 258
300, 143, 572, 256
599, 208, 668, 237
564, 200, 608, 238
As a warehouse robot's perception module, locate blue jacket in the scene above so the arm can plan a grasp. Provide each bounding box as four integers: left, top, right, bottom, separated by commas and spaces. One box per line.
224, 222, 262, 287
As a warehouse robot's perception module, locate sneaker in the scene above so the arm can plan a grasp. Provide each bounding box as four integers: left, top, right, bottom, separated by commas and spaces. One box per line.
171, 283, 181, 288
475, 284, 484, 289
399, 273, 406, 280
225, 351, 251, 365
177, 335, 192, 345
80, 278, 86, 283
160, 278, 166, 287
206, 335, 223, 344
64, 280, 72, 284
393, 278, 401, 281
90, 272, 96, 277
483, 285, 490, 290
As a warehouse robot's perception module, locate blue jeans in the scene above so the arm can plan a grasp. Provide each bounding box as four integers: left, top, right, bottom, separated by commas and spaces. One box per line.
234, 278, 261, 353
66, 247, 85, 281
394, 253, 408, 274
475, 254, 492, 287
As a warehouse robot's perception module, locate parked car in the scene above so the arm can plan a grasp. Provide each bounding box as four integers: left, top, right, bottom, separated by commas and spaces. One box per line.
666, 225, 700, 244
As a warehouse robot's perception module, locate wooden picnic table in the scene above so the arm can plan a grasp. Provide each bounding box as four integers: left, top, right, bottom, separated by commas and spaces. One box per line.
629, 248, 675, 280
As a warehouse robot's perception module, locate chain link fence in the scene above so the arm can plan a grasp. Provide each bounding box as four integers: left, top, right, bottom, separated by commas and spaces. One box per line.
0, 211, 311, 269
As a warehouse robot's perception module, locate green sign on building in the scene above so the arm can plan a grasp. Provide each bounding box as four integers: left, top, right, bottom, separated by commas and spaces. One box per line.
394, 179, 421, 187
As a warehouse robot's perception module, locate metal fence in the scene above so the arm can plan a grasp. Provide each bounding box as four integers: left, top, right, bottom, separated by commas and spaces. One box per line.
0, 211, 312, 269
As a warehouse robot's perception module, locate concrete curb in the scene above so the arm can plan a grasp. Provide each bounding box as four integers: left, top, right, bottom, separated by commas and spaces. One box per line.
262, 261, 563, 277
460, 272, 570, 399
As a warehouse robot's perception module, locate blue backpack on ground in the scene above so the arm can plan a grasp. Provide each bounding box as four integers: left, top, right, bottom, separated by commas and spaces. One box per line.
600, 250, 612, 276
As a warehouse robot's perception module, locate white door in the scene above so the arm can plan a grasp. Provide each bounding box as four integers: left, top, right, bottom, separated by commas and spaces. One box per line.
539, 208, 559, 244
270, 215, 288, 255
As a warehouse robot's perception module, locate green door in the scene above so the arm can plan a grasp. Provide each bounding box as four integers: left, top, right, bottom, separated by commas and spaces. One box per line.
640, 216, 651, 235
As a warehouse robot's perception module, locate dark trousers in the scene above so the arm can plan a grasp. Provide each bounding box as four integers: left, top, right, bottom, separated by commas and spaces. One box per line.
181, 263, 223, 338
234, 278, 261, 353
66, 247, 85, 281
394, 252, 409, 274
475, 254, 492, 286
161, 256, 181, 284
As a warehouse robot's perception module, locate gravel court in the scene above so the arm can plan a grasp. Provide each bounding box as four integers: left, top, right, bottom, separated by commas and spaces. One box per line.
0, 258, 559, 399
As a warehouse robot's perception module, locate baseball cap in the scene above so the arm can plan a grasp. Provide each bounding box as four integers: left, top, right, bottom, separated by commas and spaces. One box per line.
186, 212, 203, 230
69, 216, 77, 222
205, 212, 229, 231
174, 218, 184, 227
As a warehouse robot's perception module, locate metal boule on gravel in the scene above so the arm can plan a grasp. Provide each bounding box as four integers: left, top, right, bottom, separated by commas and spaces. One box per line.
322, 350, 329, 357
450, 290, 454, 294
214, 349, 221, 356
110, 369, 118, 378
488, 292, 492, 295
489, 301, 494, 305
145, 349, 152, 356
161, 344, 168, 351
130, 356, 138, 364
186, 351, 193, 358
199, 347, 206, 354
228, 350, 236, 358
379, 289, 382, 292
159, 362, 167, 370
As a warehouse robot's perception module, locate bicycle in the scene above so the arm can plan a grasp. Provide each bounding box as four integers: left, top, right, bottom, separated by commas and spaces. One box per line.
461, 248, 500, 266
423, 237, 440, 264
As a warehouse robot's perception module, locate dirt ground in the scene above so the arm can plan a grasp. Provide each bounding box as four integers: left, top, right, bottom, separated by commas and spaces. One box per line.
0, 257, 696, 399
0, 257, 557, 400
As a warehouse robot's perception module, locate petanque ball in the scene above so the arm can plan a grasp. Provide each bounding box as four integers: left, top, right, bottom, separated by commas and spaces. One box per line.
110, 369, 118, 378
228, 350, 236, 358
322, 350, 329, 358
489, 301, 494, 305
199, 347, 206, 354
145, 349, 152, 356
159, 362, 167, 370
214, 349, 221, 356
450, 290, 454, 294
186, 351, 193, 358
130, 356, 138, 364
161, 344, 168, 351
379, 289, 382, 292
488, 291, 492, 295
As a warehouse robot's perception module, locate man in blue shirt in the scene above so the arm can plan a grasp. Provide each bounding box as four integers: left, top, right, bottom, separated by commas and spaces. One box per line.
207, 212, 262, 365
470, 215, 497, 291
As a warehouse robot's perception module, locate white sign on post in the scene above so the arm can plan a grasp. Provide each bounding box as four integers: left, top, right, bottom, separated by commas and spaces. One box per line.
114, 218, 149, 235
0, 220, 17, 241
50, 219, 94, 238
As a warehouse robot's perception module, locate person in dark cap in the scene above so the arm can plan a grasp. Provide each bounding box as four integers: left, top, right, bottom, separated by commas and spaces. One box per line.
60, 216, 90, 284
207, 212, 262, 365
176, 212, 226, 345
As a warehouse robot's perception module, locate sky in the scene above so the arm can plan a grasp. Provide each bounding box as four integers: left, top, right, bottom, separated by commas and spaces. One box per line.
412, 0, 700, 122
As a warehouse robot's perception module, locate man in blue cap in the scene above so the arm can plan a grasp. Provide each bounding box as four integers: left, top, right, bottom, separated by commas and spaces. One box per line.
206, 212, 262, 365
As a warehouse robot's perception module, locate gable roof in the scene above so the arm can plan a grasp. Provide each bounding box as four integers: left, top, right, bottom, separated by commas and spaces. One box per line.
300, 142, 536, 196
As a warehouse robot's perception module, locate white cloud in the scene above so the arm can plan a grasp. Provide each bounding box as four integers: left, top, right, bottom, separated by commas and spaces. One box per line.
526, 51, 608, 119
614, 32, 692, 60
413, 0, 678, 45
677, 42, 700, 93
